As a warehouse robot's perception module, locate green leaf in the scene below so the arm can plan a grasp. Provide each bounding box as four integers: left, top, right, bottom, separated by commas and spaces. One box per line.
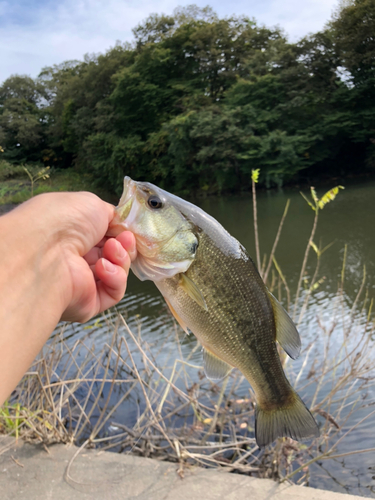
309, 240, 319, 255
251, 168, 260, 183
311, 276, 326, 291
300, 191, 316, 211
311, 187, 318, 204
318, 186, 345, 210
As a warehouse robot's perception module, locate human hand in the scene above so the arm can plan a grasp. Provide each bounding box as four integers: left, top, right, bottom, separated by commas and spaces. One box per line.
61, 229, 137, 323
5, 191, 137, 323
52, 192, 137, 323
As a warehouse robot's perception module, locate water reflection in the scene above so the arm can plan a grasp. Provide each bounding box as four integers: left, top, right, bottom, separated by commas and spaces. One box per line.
55, 179, 375, 497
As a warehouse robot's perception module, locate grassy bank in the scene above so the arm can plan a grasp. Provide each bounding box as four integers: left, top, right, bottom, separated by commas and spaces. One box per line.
0, 165, 116, 206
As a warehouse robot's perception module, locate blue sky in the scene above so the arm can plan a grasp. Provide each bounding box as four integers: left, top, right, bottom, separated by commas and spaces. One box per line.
0, 0, 339, 84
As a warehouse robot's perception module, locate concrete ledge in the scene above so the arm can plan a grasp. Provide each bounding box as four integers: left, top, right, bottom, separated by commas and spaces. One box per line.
0, 437, 364, 499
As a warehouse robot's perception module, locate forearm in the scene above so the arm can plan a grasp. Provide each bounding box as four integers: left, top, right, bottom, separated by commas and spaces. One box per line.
0, 198, 69, 404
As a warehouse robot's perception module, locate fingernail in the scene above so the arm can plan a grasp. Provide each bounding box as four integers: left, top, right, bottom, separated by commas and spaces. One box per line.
115, 240, 126, 259
103, 259, 116, 274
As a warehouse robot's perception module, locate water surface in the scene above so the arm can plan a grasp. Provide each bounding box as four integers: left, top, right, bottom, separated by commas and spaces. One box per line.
58, 179, 375, 496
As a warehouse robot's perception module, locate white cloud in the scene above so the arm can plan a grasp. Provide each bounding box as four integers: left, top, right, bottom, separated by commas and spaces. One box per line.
215, 0, 338, 39
268, 0, 338, 39
0, 0, 339, 84
0, 0, 178, 82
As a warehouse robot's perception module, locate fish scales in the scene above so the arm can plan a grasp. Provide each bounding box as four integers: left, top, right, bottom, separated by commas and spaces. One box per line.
156, 231, 294, 410
108, 176, 320, 447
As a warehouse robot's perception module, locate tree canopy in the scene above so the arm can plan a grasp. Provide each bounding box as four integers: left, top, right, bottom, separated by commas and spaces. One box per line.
1, 2, 374, 194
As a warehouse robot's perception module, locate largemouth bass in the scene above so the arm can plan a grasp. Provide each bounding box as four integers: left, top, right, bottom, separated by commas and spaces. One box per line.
109, 177, 319, 447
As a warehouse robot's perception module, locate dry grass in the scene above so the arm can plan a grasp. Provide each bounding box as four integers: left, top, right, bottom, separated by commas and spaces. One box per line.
0, 315, 260, 474
1, 289, 374, 487
1, 183, 375, 491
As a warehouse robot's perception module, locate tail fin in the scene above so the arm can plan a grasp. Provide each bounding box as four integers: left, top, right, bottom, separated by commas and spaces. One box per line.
255, 393, 319, 448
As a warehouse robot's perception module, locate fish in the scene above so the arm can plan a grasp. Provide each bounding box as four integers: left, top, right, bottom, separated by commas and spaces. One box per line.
108, 176, 319, 447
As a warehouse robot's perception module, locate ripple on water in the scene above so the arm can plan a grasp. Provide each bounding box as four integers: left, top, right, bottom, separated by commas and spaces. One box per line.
49, 181, 375, 496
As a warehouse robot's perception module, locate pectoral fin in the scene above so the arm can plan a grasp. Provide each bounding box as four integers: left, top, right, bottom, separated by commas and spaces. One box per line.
268, 291, 301, 359
180, 273, 208, 311
203, 348, 232, 381
165, 298, 189, 335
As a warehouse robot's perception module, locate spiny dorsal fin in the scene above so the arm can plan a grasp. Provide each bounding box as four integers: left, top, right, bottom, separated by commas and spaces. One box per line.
165, 298, 189, 335
203, 348, 232, 381
268, 291, 301, 360
180, 273, 208, 311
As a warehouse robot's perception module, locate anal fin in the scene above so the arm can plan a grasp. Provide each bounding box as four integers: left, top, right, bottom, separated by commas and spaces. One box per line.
203, 348, 232, 381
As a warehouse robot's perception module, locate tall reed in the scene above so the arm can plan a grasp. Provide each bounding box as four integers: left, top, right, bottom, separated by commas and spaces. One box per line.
0, 182, 374, 494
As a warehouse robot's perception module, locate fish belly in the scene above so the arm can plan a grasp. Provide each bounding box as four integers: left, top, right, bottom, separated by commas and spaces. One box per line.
156, 233, 292, 408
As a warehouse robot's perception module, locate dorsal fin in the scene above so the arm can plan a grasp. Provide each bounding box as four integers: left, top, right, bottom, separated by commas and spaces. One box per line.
268, 291, 301, 359
179, 273, 208, 311
203, 348, 232, 380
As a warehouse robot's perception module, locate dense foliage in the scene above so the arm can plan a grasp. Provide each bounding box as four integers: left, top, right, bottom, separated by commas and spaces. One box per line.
0, 2, 374, 194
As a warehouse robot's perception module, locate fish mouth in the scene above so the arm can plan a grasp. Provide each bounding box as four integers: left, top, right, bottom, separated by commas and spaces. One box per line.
107, 177, 135, 237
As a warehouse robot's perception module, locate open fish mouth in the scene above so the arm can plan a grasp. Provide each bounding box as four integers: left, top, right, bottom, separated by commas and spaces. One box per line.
118, 176, 135, 208
107, 177, 135, 237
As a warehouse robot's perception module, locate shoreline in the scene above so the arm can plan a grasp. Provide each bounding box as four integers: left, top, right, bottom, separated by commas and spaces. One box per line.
1, 168, 375, 207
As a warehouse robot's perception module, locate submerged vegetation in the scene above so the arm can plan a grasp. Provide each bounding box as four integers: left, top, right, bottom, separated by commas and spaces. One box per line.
1, 181, 374, 495
1, 1, 375, 195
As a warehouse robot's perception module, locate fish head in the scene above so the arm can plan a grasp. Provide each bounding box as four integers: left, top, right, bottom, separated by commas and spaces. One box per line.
108, 177, 198, 281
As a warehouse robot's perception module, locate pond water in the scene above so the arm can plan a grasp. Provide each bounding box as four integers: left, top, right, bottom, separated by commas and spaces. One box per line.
56, 178, 375, 496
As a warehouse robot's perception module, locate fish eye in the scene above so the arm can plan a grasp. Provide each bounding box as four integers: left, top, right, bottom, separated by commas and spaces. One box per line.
148, 195, 163, 209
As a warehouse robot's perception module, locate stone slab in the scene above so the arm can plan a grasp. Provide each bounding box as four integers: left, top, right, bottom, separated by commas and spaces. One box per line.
0, 437, 365, 500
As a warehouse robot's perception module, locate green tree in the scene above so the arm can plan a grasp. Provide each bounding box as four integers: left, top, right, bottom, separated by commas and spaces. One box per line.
40, 45, 134, 168
0, 76, 48, 163
1, 3, 374, 192
327, 0, 375, 171
330, 0, 375, 83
